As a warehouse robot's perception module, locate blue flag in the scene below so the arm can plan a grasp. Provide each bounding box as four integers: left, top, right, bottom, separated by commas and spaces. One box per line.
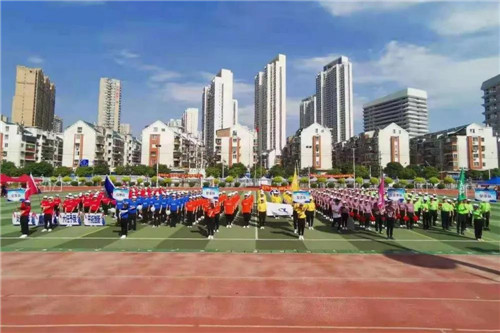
104, 176, 115, 199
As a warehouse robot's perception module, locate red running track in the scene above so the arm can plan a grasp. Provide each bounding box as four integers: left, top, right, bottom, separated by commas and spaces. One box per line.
1, 252, 499, 333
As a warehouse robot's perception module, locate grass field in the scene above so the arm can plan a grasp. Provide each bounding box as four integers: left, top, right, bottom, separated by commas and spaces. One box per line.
1, 192, 499, 255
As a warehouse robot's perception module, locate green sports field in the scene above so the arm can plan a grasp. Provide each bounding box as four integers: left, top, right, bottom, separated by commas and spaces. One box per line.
1, 192, 499, 255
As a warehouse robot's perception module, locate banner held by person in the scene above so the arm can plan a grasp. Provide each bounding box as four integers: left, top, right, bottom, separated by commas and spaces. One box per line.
12, 212, 40, 226
475, 189, 497, 202
387, 188, 406, 202
84, 213, 106, 226
7, 189, 26, 202
266, 202, 293, 217
202, 187, 219, 200
113, 188, 130, 201
457, 168, 466, 201
292, 191, 311, 204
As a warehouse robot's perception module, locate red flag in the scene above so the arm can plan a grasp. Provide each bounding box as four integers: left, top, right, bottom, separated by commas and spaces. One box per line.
25, 174, 40, 199
377, 176, 385, 210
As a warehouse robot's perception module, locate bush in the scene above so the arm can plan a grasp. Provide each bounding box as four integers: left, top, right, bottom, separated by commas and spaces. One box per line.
137, 177, 144, 185
114, 181, 122, 186
219, 182, 226, 187
327, 182, 335, 188
109, 175, 117, 183
62, 176, 72, 183
92, 176, 102, 185
78, 177, 86, 184
174, 183, 180, 187
213, 179, 220, 185
85, 181, 94, 186
55, 181, 62, 186
158, 179, 166, 186
437, 183, 445, 189
150, 176, 158, 185
393, 183, 404, 189
310, 183, 318, 188
406, 183, 415, 189
50, 176, 58, 183
122, 176, 131, 184
234, 181, 241, 187
189, 182, 196, 187
143, 181, 150, 187
203, 181, 210, 187
347, 183, 354, 188
70, 181, 78, 186
362, 183, 370, 188
129, 181, 136, 186
165, 178, 173, 187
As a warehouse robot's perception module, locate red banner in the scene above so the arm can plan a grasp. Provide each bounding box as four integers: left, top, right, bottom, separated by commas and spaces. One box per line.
310, 174, 354, 179
260, 185, 290, 192
158, 173, 203, 179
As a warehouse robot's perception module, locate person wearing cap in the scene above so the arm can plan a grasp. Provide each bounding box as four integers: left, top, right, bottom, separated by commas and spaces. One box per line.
430, 197, 439, 227
479, 200, 491, 230
472, 203, 484, 241
440, 199, 453, 231
119, 200, 129, 239
456, 199, 468, 235
41, 196, 54, 232
152, 194, 162, 228
296, 203, 307, 240
306, 198, 316, 230
206, 201, 216, 239
128, 196, 138, 231
421, 198, 431, 230
385, 200, 396, 239
185, 196, 196, 228
257, 197, 267, 229
53, 194, 61, 224
169, 194, 180, 227
141, 194, 151, 224
331, 198, 342, 230
241, 193, 253, 228
19, 199, 31, 238
224, 194, 236, 228
465, 199, 473, 228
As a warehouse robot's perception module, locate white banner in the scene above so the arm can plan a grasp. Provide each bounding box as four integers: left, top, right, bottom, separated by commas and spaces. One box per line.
7, 189, 26, 202
266, 202, 293, 216
202, 187, 219, 200
12, 212, 40, 226
475, 189, 497, 202
83, 213, 106, 226
292, 191, 311, 204
113, 188, 130, 202
59, 213, 81, 226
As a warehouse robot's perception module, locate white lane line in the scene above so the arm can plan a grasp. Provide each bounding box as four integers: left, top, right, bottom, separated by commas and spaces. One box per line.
3, 275, 499, 284
2, 236, 499, 243
2, 294, 498, 302
3, 323, 496, 332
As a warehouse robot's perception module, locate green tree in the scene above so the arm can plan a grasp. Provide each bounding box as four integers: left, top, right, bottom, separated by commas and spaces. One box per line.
338, 178, 346, 186
93, 163, 110, 175
384, 162, 404, 178
225, 176, 234, 184
78, 177, 86, 184
50, 176, 57, 183
466, 169, 482, 180
151, 176, 158, 185
23, 162, 54, 177
428, 176, 440, 186
407, 164, 424, 177
399, 167, 417, 180
339, 163, 353, 174
0, 161, 19, 176
370, 177, 379, 186
137, 177, 144, 184
53, 166, 72, 177
384, 177, 394, 185
269, 165, 285, 177
355, 165, 370, 179
213, 178, 220, 185
300, 177, 309, 184
165, 178, 172, 187
326, 168, 341, 175
355, 176, 363, 186
62, 176, 72, 183
109, 175, 117, 183
92, 176, 103, 185
318, 176, 327, 188
414, 177, 426, 188
158, 164, 171, 174
228, 162, 247, 178
206, 166, 221, 178
250, 164, 266, 178
272, 176, 283, 185
287, 176, 294, 183
443, 176, 456, 186
76, 166, 93, 177
122, 176, 131, 184
114, 165, 127, 175
399, 179, 409, 187
423, 166, 439, 179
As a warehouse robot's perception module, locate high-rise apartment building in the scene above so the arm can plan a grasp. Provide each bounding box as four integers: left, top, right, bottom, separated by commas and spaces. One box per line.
482, 74, 500, 135
97, 78, 121, 131
299, 95, 317, 129
11, 66, 56, 131
254, 54, 287, 167
119, 123, 131, 135
363, 88, 428, 138
53, 115, 63, 133
182, 108, 199, 136
315, 56, 353, 143
201, 69, 235, 156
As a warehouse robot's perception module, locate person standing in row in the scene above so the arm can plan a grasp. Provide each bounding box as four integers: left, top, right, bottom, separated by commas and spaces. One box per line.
331, 198, 342, 230
440, 199, 453, 231
456, 199, 468, 235
292, 201, 299, 233
41, 196, 54, 232
241, 193, 253, 228
170, 195, 180, 227
421, 198, 431, 230
206, 201, 216, 239
430, 197, 439, 226
472, 204, 484, 241
185, 197, 196, 228
119, 201, 129, 239
306, 199, 315, 230
257, 198, 267, 229
19, 199, 31, 238
296, 203, 307, 240
480, 200, 491, 230
128, 196, 138, 231
372, 201, 383, 234
385, 201, 396, 240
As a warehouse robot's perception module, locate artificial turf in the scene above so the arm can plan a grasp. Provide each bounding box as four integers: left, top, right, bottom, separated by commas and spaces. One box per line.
1, 191, 499, 255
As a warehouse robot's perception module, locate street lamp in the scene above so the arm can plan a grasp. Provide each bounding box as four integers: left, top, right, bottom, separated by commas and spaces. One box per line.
156, 144, 161, 188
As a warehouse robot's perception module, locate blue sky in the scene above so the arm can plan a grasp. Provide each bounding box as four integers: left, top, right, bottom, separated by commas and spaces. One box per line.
2, 1, 499, 137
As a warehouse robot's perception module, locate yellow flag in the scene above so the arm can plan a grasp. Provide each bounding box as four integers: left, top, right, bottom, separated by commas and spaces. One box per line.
291, 166, 300, 192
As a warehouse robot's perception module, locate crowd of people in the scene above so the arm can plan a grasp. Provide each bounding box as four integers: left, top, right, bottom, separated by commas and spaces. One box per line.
16, 186, 492, 242
311, 188, 491, 241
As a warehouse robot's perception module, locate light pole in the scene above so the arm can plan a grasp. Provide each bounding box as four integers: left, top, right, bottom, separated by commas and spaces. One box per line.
156, 144, 161, 188
352, 148, 356, 188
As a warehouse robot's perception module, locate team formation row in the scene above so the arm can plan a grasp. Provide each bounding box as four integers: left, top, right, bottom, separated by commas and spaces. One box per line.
310, 188, 492, 241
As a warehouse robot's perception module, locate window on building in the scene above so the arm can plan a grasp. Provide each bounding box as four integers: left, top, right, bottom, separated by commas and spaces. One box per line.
5, 126, 9, 131
161, 128, 165, 132
154, 127, 158, 132
483, 162, 486, 167
4, 135, 8, 140
77, 127, 82, 133
4, 143, 8, 148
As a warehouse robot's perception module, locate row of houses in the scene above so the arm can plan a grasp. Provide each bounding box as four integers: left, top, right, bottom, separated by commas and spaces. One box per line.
282, 122, 499, 173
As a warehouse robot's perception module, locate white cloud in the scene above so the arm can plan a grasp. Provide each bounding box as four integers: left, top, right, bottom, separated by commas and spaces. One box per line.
158, 82, 202, 104
234, 81, 254, 96
293, 53, 340, 71
27, 56, 44, 64
199, 71, 215, 81
430, 5, 500, 36
237, 104, 254, 128
118, 49, 139, 59
319, 1, 413, 17
149, 70, 181, 83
